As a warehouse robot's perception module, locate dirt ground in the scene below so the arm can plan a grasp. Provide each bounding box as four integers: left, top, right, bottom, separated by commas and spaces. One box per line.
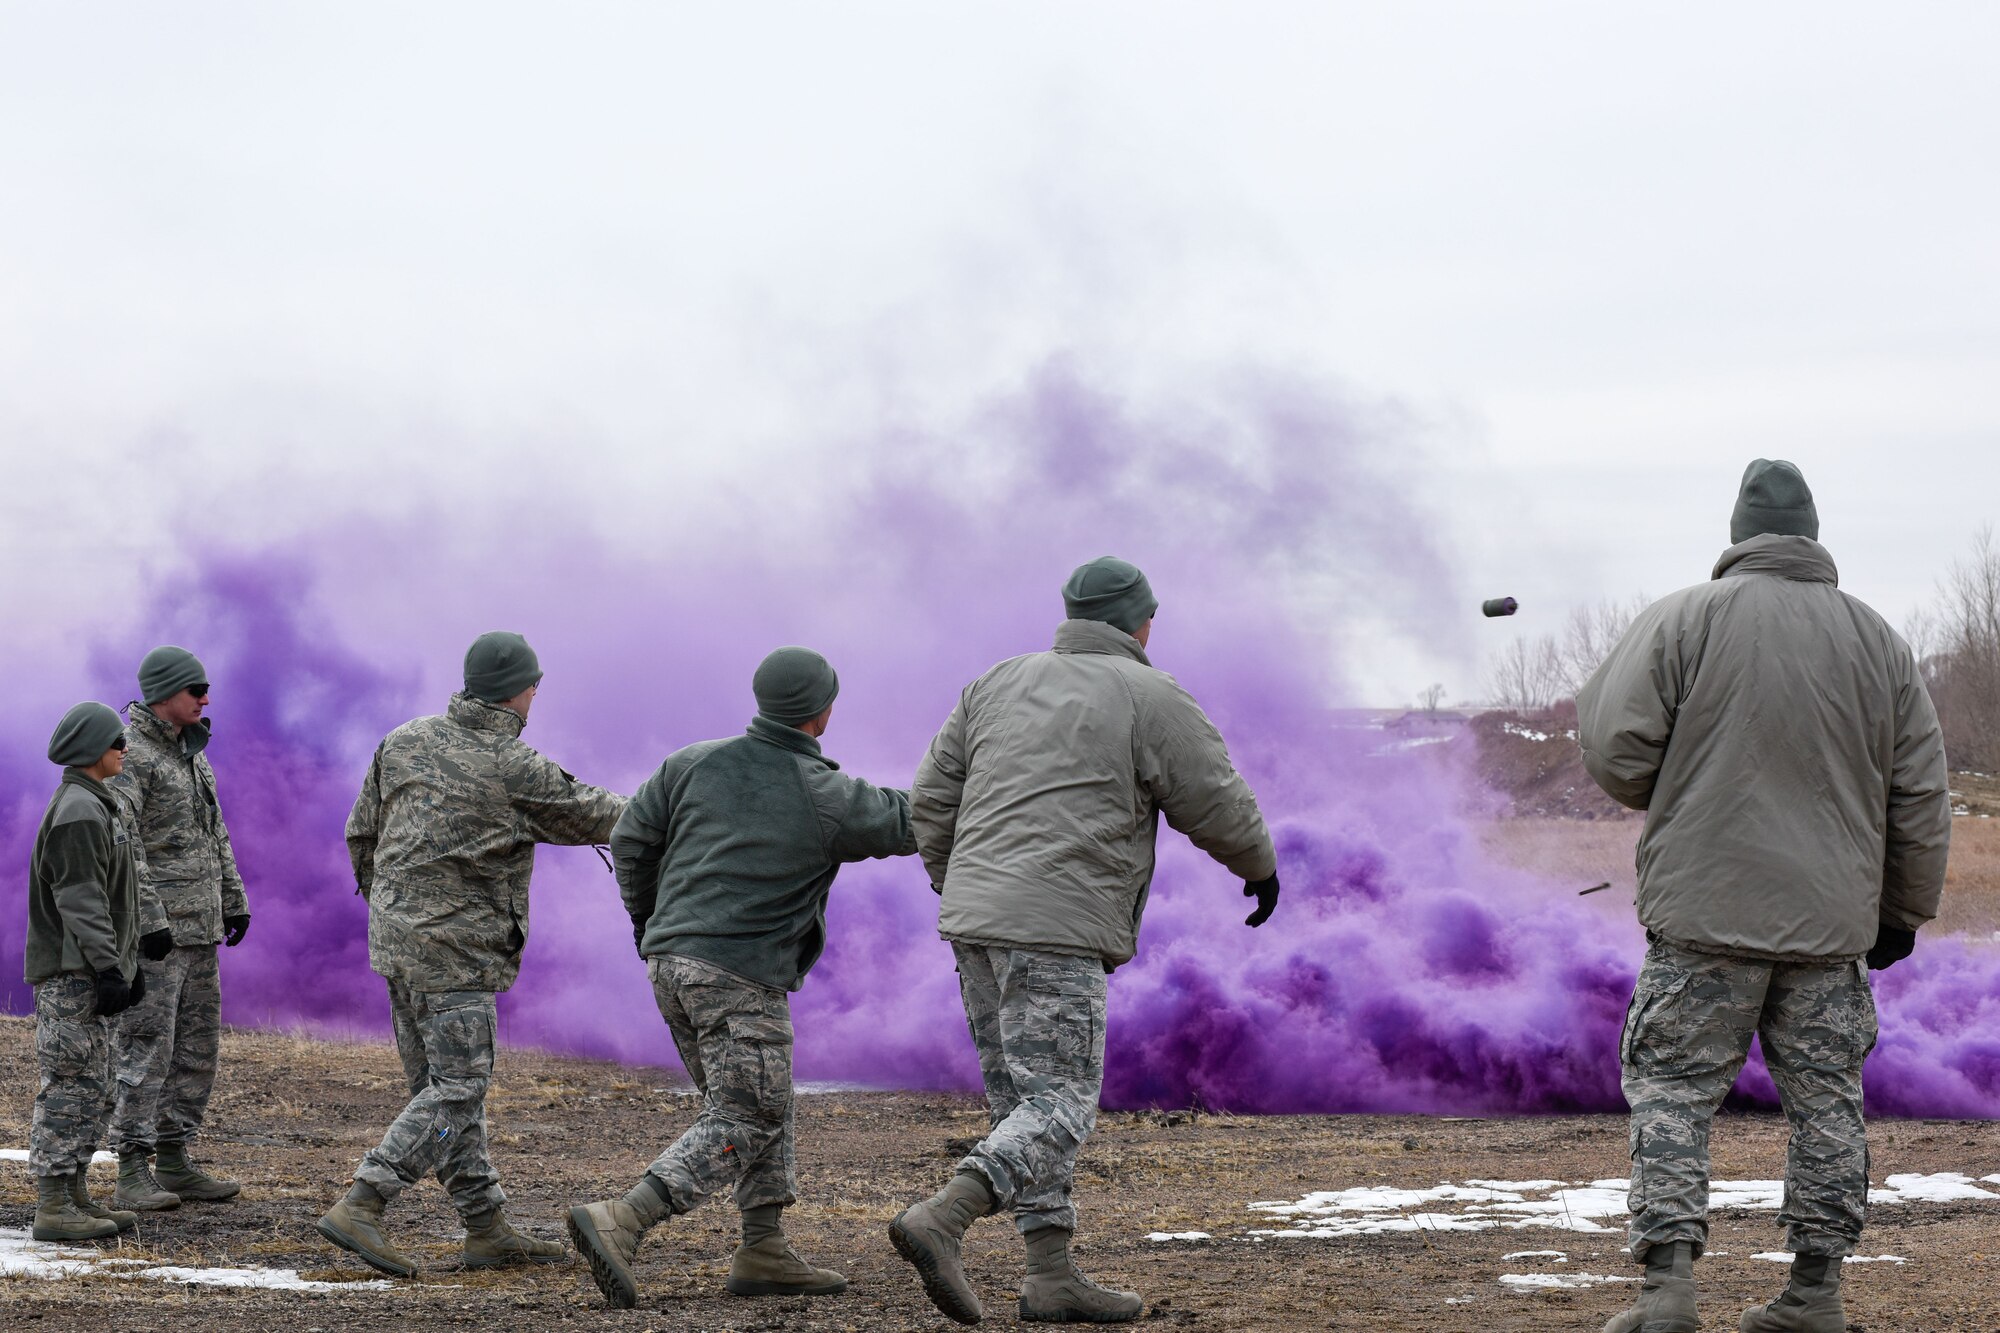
6, 1021, 2000, 1332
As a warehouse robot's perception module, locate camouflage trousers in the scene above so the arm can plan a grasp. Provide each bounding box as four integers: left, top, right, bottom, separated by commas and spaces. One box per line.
109, 943, 221, 1154
953, 943, 1107, 1236
31, 975, 113, 1178
1622, 939, 1878, 1259
354, 984, 504, 1217
642, 955, 797, 1213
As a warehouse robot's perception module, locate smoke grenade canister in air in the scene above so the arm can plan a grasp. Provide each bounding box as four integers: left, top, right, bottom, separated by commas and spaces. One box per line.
1482, 597, 1519, 618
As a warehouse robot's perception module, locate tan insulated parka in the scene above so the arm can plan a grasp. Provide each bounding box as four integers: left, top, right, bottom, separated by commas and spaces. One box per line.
1576, 534, 1951, 961
914, 619, 1276, 967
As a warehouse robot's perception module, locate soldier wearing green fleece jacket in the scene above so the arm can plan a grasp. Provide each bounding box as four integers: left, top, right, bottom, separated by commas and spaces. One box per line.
567, 646, 915, 1310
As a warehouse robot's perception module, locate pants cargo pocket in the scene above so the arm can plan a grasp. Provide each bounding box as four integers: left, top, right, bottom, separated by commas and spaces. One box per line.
1620, 968, 1691, 1071
723, 1010, 794, 1126
115, 1033, 163, 1087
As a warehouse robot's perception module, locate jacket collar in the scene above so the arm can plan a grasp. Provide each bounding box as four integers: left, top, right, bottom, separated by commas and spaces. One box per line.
127, 702, 211, 757
746, 715, 832, 765
1712, 533, 1840, 586
1052, 618, 1152, 666
60, 768, 115, 803
448, 691, 528, 739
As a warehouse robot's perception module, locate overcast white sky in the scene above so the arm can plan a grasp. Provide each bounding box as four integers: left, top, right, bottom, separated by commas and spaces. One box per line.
3, 3, 1995, 703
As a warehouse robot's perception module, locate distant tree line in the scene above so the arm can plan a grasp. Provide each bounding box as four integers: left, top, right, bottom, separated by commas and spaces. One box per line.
1483, 595, 1649, 712
1910, 527, 2000, 772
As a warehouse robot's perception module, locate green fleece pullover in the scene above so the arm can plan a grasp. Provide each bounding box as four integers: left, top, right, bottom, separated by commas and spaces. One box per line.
611, 716, 916, 992
26, 771, 141, 984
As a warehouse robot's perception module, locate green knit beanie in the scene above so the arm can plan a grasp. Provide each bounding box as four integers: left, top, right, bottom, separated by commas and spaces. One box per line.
752, 647, 840, 725
1062, 556, 1158, 634
1731, 459, 1820, 545
464, 631, 543, 702
139, 646, 208, 704
48, 702, 126, 767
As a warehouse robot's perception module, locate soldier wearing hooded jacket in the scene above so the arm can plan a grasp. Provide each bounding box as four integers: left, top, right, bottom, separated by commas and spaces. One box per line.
316, 631, 626, 1279
1580, 461, 1951, 1333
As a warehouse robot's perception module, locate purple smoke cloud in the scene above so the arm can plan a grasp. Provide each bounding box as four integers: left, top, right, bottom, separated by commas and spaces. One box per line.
6, 358, 1999, 1117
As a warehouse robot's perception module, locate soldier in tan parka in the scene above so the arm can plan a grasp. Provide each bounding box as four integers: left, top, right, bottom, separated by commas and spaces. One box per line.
316, 631, 626, 1278
891, 557, 1279, 1326
1579, 461, 1951, 1333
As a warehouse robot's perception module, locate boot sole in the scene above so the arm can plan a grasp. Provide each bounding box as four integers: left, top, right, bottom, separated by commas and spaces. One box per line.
889, 1211, 983, 1326
32, 1223, 120, 1242
315, 1215, 419, 1278
113, 1195, 181, 1212
159, 1183, 240, 1202
1020, 1301, 1144, 1324
565, 1206, 639, 1309
726, 1275, 850, 1297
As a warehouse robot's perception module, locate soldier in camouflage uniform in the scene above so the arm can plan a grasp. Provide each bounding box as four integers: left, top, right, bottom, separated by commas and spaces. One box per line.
108, 646, 249, 1210
1578, 463, 1952, 1333
567, 647, 915, 1309
317, 631, 626, 1278
894, 560, 1278, 1326
28, 702, 148, 1242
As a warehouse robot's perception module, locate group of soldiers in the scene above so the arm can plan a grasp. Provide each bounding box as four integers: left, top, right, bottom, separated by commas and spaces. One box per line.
24, 464, 1955, 1333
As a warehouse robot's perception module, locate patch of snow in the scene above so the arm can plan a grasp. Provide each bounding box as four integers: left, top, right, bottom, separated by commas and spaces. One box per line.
1146, 1232, 1211, 1242
1752, 1252, 1905, 1265
0, 1150, 116, 1166
0, 1229, 391, 1291
1500, 1272, 1633, 1291
1502, 1250, 1568, 1262
1502, 723, 1555, 742
1872, 1173, 1999, 1204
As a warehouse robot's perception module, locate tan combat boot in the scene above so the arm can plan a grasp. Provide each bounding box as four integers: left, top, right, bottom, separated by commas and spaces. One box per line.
316, 1182, 419, 1278
1604, 1240, 1699, 1333
113, 1152, 182, 1211
727, 1234, 848, 1296
462, 1205, 567, 1268
154, 1142, 240, 1201
566, 1198, 648, 1309
31, 1174, 119, 1242
68, 1169, 137, 1233
1739, 1254, 1846, 1331
1018, 1227, 1143, 1324
890, 1170, 997, 1325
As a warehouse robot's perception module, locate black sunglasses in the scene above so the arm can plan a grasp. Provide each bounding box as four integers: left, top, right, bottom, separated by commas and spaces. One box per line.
186, 684, 210, 699
112, 736, 128, 752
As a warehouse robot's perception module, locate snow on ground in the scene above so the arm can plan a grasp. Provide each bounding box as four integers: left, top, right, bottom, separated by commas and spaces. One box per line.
0, 1150, 116, 1166
0, 1228, 392, 1291
1499, 1271, 1633, 1291
1242, 1174, 2000, 1240
1146, 1231, 1213, 1242
1753, 1252, 1906, 1264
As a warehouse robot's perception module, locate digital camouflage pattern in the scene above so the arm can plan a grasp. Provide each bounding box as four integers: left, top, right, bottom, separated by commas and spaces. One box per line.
112, 704, 247, 945
1622, 939, 1878, 1258
952, 943, 1107, 1235
354, 984, 504, 1217
31, 975, 112, 1178
109, 944, 222, 1154
348, 693, 625, 993
641, 955, 797, 1214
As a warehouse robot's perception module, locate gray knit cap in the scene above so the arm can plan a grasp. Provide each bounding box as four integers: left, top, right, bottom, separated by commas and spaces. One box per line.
753, 647, 840, 725
139, 646, 208, 704
48, 702, 126, 767
1062, 556, 1158, 634
464, 631, 543, 702
1731, 459, 1820, 545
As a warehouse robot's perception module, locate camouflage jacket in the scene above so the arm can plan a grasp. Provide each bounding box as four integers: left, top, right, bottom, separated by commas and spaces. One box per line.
348, 692, 627, 993
110, 703, 247, 946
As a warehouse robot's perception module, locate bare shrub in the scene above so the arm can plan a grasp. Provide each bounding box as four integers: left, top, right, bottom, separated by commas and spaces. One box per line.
1914, 526, 2000, 770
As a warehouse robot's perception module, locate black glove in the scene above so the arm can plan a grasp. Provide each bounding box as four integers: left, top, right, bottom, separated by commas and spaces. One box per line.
1242, 872, 1280, 928
94, 968, 135, 1018
1867, 923, 1916, 971
223, 914, 251, 947
127, 965, 146, 1007
630, 914, 648, 955
140, 928, 174, 962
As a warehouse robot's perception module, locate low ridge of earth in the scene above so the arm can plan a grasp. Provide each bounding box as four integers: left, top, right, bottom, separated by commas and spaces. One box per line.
7, 1021, 2000, 1330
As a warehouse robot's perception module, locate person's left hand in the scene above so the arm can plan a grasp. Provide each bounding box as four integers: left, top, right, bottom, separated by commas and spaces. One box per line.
1866, 923, 1915, 971
223, 914, 251, 948
1242, 872, 1280, 928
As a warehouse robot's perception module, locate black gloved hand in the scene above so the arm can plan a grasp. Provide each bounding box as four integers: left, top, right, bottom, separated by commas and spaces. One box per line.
223, 914, 251, 947
127, 965, 146, 1007
94, 968, 135, 1018
140, 928, 174, 962
1242, 872, 1280, 928
1867, 923, 1916, 971
630, 915, 648, 955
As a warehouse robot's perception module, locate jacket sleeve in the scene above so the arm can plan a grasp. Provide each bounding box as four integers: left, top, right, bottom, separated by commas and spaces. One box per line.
45, 813, 122, 974
1135, 677, 1277, 882
345, 747, 385, 900
911, 692, 971, 888
507, 745, 627, 846
1576, 600, 1686, 811
1881, 650, 1952, 931
109, 767, 167, 934
205, 758, 250, 919
824, 777, 917, 863
610, 763, 671, 934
